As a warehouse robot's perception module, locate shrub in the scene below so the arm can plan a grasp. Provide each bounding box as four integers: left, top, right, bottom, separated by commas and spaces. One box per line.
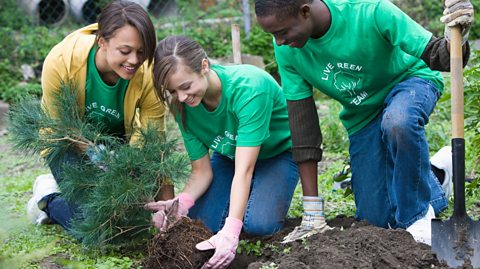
0, 0, 31, 30
1, 83, 42, 104
16, 26, 64, 66
0, 60, 23, 102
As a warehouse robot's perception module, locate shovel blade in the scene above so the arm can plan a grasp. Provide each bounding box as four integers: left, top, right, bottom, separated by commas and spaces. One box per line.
431, 217, 480, 268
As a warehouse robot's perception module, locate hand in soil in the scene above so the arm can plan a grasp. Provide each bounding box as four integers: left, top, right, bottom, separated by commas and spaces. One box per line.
196, 217, 243, 269
145, 197, 188, 231
196, 231, 239, 269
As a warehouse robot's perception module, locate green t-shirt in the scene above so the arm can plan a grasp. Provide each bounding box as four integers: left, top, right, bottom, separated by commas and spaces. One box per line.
178, 64, 292, 161
85, 46, 128, 136
274, 0, 444, 135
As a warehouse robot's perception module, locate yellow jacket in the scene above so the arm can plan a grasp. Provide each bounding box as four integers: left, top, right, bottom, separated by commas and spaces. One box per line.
41, 23, 165, 144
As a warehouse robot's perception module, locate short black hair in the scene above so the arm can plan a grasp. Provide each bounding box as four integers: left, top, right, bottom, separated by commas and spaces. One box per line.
255, 0, 313, 18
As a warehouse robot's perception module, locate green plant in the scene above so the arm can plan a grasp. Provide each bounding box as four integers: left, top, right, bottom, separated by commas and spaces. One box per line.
175, 0, 242, 21
1, 82, 42, 104
0, 0, 31, 30
463, 51, 480, 193
237, 240, 263, 257
16, 26, 64, 66
0, 27, 18, 62
0, 59, 22, 102
315, 93, 349, 154
301, 237, 310, 251
242, 25, 277, 75
157, 23, 232, 59
8, 84, 189, 248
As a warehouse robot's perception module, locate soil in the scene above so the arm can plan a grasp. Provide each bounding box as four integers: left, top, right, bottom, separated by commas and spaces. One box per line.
146, 216, 475, 269
143, 217, 214, 269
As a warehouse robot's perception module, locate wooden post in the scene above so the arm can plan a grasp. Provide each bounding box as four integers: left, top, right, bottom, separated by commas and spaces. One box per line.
231, 24, 242, 64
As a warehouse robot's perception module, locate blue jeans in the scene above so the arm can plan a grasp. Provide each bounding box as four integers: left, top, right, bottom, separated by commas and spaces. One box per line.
348, 77, 448, 229
41, 150, 82, 231
188, 151, 299, 235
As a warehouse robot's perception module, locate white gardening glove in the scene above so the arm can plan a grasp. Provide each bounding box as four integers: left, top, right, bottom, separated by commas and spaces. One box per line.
196, 217, 243, 269
282, 196, 333, 243
441, 0, 474, 44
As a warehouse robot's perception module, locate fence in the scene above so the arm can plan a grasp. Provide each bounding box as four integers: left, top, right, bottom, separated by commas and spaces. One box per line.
18, 0, 178, 26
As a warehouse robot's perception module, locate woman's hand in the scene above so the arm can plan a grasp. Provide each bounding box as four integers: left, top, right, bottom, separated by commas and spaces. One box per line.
144, 192, 194, 231
196, 217, 243, 269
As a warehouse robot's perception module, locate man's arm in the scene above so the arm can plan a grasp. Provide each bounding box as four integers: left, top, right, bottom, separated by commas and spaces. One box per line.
420, 36, 470, 71
287, 96, 322, 196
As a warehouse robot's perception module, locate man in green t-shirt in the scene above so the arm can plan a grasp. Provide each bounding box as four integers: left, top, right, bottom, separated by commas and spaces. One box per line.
255, 0, 473, 245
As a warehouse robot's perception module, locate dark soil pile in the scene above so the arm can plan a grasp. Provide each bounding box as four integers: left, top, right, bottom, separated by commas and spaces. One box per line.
143, 215, 475, 269
143, 217, 214, 269
234, 216, 475, 269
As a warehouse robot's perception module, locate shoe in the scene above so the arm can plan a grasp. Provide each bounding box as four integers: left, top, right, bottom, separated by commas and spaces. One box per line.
26, 174, 59, 225
406, 204, 435, 245
430, 146, 453, 199
26, 197, 50, 224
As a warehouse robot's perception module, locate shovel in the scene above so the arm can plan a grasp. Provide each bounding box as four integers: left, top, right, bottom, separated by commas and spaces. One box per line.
431, 26, 480, 268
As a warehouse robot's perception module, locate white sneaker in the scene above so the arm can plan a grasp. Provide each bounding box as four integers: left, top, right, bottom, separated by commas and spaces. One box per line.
430, 146, 453, 199
26, 174, 59, 225
26, 197, 50, 224
406, 204, 435, 245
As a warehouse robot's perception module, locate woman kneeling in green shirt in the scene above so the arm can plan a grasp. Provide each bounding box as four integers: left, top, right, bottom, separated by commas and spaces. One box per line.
145, 36, 299, 269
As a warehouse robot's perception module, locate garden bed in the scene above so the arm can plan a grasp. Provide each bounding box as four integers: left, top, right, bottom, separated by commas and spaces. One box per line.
145, 215, 475, 269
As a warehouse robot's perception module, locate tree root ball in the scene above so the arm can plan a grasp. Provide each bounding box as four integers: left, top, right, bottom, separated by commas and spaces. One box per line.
143, 217, 214, 269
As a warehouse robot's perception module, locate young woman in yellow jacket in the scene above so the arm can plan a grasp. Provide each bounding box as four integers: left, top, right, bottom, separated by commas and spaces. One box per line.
26, 1, 169, 232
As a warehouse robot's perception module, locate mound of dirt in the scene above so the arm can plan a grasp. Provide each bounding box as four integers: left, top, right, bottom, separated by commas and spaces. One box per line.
235, 216, 474, 269
143, 217, 214, 269
143, 215, 474, 269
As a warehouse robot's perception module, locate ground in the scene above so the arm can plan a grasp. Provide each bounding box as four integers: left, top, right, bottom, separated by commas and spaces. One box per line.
145, 215, 475, 269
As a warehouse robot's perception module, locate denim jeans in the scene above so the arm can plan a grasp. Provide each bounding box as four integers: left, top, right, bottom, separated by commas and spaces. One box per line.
348, 77, 448, 229
41, 150, 82, 231
188, 151, 299, 235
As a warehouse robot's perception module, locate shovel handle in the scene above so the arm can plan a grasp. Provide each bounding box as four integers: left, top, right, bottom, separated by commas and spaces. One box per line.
450, 26, 464, 139
450, 26, 467, 217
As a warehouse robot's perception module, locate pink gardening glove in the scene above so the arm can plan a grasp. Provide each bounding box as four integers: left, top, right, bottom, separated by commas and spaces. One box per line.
144, 192, 194, 231
196, 217, 243, 269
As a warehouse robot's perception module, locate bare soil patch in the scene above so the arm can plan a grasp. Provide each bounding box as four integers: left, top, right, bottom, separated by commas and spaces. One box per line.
143, 217, 214, 269
144, 215, 474, 269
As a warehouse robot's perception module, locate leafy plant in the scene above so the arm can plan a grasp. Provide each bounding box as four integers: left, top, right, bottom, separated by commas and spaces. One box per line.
0, 27, 18, 62
0, 0, 31, 30
463, 51, 480, 185
242, 25, 277, 74
315, 93, 349, 154
16, 26, 64, 66
175, 0, 242, 21
1, 82, 42, 104
0, 59, 23, 102
237, 239, 263, 257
